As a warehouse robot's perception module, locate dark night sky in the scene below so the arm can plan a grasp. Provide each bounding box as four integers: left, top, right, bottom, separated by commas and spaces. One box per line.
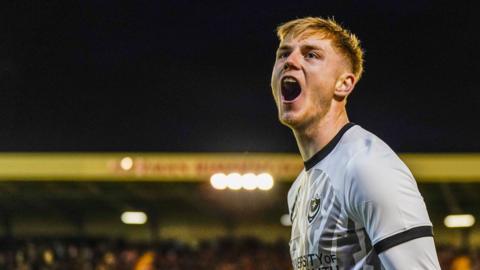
1, 0, 478, 152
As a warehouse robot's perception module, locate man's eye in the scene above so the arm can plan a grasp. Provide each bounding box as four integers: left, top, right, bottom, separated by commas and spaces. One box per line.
305, 52, 318, 59
278, 52, 289, 59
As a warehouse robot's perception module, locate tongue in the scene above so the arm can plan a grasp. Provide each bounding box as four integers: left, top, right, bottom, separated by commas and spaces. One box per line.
282, 82, 301, 101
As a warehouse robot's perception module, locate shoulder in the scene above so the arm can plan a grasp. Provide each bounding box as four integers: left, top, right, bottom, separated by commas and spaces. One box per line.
328, 124, 392, 166
344, 125, 411, 180
339, 126, 433, 247
343, 126, 417, 205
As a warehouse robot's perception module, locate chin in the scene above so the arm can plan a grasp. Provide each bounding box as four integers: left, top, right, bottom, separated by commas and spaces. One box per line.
279, 112, 304, 129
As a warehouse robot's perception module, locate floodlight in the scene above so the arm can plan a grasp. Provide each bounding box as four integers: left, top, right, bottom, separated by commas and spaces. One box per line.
210, 173, 227, 190
226, 173, 242, 190
241, 173, 257, 190
121, 211, 147, 225
257, 173, 274, 190
120, 157, 133, 171
444, 214, 475, 228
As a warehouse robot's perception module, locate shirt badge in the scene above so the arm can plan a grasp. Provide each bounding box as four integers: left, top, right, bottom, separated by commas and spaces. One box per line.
307, 195, 321, 223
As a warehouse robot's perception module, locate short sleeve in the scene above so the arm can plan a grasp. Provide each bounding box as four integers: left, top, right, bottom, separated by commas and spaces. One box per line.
345, 151, 433, 254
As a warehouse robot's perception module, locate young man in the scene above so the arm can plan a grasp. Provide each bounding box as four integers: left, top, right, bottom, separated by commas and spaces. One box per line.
271, 17, 440, 269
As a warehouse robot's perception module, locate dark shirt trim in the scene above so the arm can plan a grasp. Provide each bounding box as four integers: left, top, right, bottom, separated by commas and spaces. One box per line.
303, 122, 356, 170
373, 226, 434, 254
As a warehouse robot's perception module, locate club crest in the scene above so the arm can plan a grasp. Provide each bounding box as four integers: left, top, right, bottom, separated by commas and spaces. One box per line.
307, 195, 321, 223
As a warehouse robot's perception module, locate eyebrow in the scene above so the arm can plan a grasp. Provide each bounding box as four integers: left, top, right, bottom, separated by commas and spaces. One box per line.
301, 44, 325, 52
276, 43, 325, 53
276, 45, 292, 53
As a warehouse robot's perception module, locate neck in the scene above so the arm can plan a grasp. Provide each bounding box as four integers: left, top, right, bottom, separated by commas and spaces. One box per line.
292, 104, 350, 162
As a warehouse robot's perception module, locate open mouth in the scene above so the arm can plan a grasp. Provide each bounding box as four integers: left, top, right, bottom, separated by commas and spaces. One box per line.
281, 76, 302, 102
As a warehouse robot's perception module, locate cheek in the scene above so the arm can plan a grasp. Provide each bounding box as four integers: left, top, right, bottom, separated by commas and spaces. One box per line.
271, 65, 283, 95
271, 63, 282, 81
306, 80, 335, 108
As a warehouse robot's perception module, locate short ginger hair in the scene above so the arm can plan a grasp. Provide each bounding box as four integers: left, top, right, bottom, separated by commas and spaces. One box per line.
277, 17, 364, 80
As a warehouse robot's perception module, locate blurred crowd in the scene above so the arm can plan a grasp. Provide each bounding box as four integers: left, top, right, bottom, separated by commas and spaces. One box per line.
438, 245, 480, 270
0, 237, 291, 270
0, 237, 479, 270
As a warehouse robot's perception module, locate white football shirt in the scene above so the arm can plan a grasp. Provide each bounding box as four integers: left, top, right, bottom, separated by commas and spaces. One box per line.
288, 123, 435, 269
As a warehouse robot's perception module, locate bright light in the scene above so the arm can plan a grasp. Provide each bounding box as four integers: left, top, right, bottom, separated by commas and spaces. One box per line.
241, 173, 257, 190
210, 173, 228, 190
210, 172, 275, 191
120, 157, 133, 171
43, 250, 54, 265
280, 214, 292, 226
257, 173, 274, 190
226, 173, 242, 190
444, 214, 475, 228
121, 211, 147, 225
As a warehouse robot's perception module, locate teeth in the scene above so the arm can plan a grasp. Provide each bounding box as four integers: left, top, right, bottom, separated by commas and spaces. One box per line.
283, 77, 297, 83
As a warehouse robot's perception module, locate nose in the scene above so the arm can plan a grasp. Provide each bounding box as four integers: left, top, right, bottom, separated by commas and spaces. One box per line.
283, 50, 301, 71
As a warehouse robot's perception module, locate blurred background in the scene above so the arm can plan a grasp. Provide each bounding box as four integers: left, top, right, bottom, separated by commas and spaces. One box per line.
1, 0, 479, 269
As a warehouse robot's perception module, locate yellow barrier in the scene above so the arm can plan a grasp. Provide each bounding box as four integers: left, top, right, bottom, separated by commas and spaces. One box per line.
0, 153, 478, 182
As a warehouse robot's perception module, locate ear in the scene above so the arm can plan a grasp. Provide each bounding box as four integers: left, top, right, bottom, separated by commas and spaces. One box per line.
334, 72, 356, 98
